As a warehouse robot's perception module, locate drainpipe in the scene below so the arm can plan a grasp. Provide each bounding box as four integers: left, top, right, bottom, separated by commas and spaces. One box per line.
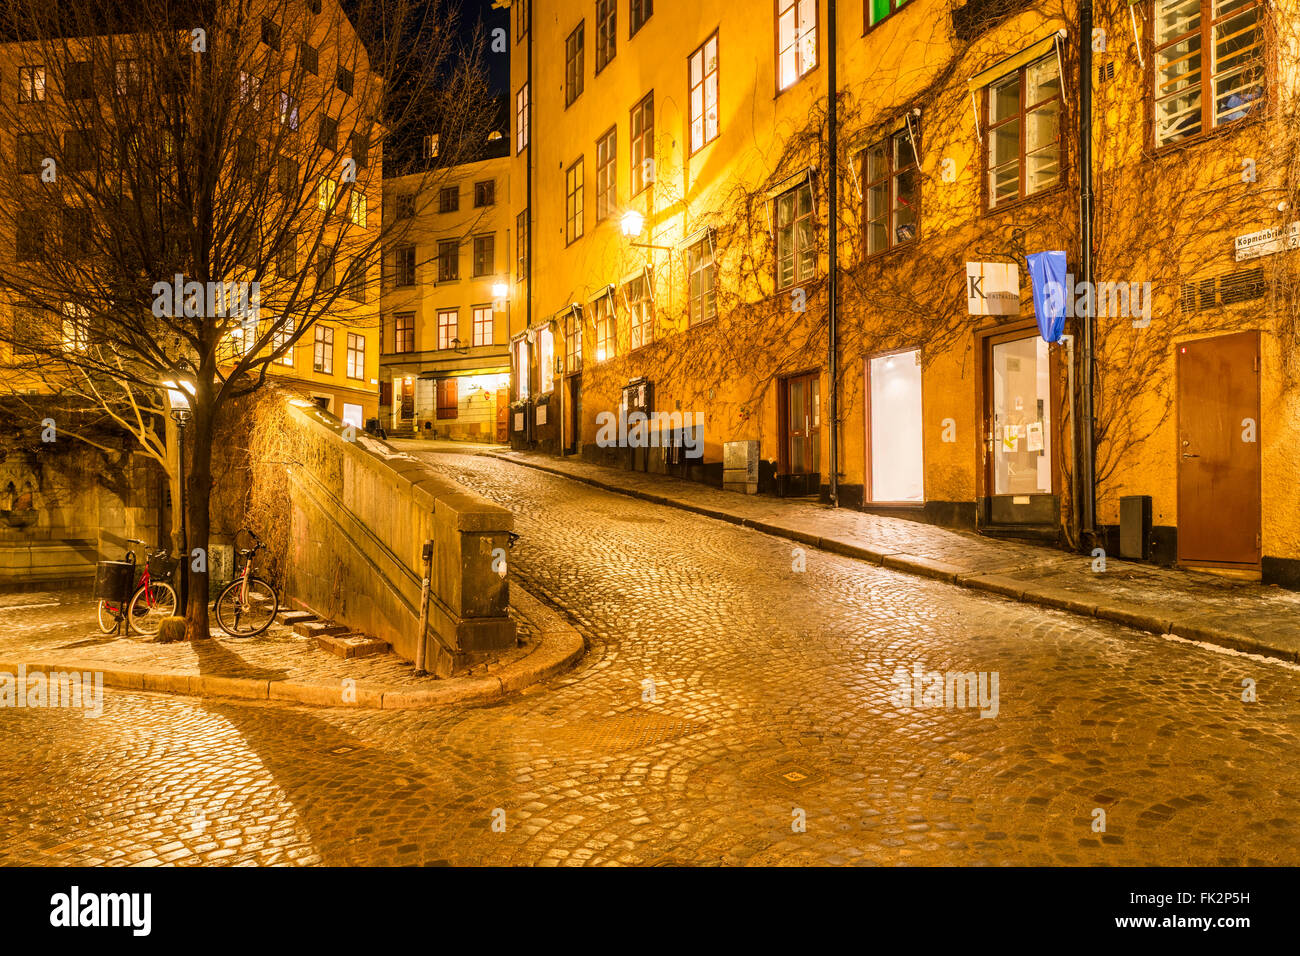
827, 0, 839, 508
1077, 2, 1098, 545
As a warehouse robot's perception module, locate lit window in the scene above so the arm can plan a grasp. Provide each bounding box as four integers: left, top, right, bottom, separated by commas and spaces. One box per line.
688, 33, 719, 152
349, 192, 367, 227
595, 293, 616, 362
864, 128, 919, 253
278, 91, 300, 129
625, 272, 653, 350
565, 307, 583, 372
438, 309, 458, 350
777, 0, 818, 91
473, 306, 494, 347
867, 0, 909, 28
318, 177, 336, 213
346, 333, 365, 379
985, 54, 1060, 208
516, 83, 530, 153
313, 325, 334, 373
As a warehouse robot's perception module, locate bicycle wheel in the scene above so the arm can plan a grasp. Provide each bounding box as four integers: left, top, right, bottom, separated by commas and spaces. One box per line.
97, 600, 121, 634
127, 582, 178, 637
215, 576, 279, 637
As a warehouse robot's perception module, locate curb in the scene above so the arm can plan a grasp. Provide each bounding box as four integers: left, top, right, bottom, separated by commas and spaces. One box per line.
0, 584, 586, 710
487, 452, 1298, 665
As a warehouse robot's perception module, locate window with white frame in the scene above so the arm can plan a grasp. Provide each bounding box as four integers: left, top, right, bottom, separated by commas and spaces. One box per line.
625, 272, 653, 350
777, 0, 818, 91
687, 235, 717, 324
438, 309, 458, 350
688, 33, 719, 152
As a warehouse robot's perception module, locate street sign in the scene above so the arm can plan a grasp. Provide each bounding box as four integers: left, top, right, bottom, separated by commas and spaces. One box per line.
1234, 222, 1300, 262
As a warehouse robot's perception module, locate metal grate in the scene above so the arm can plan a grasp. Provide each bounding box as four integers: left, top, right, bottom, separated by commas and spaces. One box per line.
1180, 268, 1266, 312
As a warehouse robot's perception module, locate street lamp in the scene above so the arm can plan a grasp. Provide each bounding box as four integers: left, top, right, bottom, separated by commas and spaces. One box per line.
620, 209, 673, 251
162, 376, 195, 612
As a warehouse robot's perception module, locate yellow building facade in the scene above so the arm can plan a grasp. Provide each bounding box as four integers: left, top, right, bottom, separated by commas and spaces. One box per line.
511, 0, 1300, 584
379, 152, 514, 441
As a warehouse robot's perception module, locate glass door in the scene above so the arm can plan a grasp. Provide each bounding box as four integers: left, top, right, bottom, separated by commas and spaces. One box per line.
986, 333, 1055, 525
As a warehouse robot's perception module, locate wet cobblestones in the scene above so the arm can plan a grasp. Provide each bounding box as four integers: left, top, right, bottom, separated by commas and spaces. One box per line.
1, 451, 1299, 866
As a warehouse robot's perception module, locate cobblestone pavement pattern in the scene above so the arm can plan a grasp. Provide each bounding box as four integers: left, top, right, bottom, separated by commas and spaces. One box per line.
2, 450, 1299, 866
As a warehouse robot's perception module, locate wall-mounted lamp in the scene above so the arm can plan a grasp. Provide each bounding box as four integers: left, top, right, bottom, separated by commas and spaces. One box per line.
620, 210, 673, 251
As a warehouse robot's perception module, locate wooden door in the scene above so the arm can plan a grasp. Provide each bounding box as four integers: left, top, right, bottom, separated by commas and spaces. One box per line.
1177, 331, 1261, 567
780, 371, 821, 490
495, 388, 509, 442
567, 375, 581, 454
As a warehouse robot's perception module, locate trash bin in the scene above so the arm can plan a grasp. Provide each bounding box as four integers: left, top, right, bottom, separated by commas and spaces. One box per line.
94, 560, 135, 605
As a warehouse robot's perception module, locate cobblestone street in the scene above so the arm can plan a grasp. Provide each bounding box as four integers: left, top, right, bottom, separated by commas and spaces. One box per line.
3, 450, 1299, 866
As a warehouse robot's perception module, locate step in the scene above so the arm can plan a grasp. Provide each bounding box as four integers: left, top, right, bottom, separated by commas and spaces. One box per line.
293, 620, 350, 638
277, 610, 318, 626
315, 632, 392, 659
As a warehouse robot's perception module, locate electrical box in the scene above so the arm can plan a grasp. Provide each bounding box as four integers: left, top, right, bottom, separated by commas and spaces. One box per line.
723, 440, 759, 495
1119, 495, 1152, 560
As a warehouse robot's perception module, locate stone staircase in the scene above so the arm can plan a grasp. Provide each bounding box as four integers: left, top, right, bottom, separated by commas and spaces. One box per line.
275, 608, 392, 659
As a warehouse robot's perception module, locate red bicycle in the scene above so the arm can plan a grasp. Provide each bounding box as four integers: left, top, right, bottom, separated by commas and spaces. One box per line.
96, 539, 178, 637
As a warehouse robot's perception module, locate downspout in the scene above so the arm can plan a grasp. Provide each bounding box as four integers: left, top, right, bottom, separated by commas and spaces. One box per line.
1077, 2, 1098, 545
827, 0, 839, 508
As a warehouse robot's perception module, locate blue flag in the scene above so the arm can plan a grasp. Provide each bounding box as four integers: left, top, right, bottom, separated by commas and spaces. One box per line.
1027, 250, 1068, 343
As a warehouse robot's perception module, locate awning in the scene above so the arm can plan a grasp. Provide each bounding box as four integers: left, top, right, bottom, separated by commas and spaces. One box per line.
967, 35, 1059, 91
418, 365, 509, 380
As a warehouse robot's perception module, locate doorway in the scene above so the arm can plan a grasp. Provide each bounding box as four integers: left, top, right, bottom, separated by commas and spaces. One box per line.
1176, 330, 1261, 568
865, 349, 924, 504
983, 329, 1057, 527
566, 375, 581, 455
495, 388, 510, 443
779, 370, 821, 496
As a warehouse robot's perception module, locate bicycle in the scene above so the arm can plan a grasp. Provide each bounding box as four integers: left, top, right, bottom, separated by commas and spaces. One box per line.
96, 539, 178, 637
215, 530, 280, 637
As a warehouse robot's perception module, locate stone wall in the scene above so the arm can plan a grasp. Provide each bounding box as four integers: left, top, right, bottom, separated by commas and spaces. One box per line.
278, 401, 514, 676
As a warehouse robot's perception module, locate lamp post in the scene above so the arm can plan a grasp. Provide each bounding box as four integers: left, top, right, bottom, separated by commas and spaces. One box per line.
162, 377, 194, 613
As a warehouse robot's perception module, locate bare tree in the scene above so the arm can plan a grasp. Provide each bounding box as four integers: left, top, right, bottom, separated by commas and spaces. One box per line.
0, 0, 495, 635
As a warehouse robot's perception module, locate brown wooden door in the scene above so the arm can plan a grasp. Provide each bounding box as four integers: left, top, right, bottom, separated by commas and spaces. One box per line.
495, 388, 509, 442
1177, 331, 1261, 567
779, 371, 821, 493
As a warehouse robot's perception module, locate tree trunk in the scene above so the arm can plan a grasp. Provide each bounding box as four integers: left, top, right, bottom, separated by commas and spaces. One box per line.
184, 399, 215, 640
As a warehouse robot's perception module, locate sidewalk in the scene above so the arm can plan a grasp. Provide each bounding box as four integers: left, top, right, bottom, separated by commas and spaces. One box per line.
488, 450, 1300, 664
0, 584, 583, 709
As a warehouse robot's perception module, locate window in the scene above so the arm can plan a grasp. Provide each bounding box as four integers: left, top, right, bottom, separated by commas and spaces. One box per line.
439, 186, 459, 212
11, 304, 44, 353
865, 128, 919, 254
278, 91, 299, 129
17, 134, 42, 175
319, 115, 338, 151
595, 293, 616, 362
437, 379, 458, 419
61, 303, 89, 351
19, 66, 45, 103
278, 155, 297, 195
393, 312, 415, 353
313, 325, 334, 373
437, 240, 459, 281
630, 92, 655, 195
65, 61, 93, 100
631, 0, 654, 36
517, 209, 529, 281
346, 333, 365, 379
473, 305, 494, 347
625, 272, 653, 350
1154, 0, 1265, 147
776, 181, 816, 288
687, 234, 717, 324
388, 248, 414, 293
566, 157, 584, 244
473, 234, 495, 277
516, 84, 530, 153
596, 0, 617, 72
116, 60, 143, 96
351, 132, 369, 168
62, 207, 91, 259
318, 177, 337, 213
316, 252, 335, 291
867, 0, 909, 28
422, 133, 439, 159
349, 192, 368, 227
16, 210, 43, 262
336, 66, 354, 96
65, 129, 94, 171
300, 42, 318, 75
565, 307, 583, 371
395, 193, 415, 220
474, 180, 496, 207
515, 337, 532, 400
277, 237, 296, 278
261, 18, 281, 50
688, 33, 720, 153
538, 327, 555, 394
986, 54, 1061, 208
867, 350, 924, 502
596, 128, 616, 221
343, 258, 367, 302
438, 309, 458, 350
272, 319, 295, 366
777, 1, 818, 91
517, 0, 529, 42
239, 71, 263, 109
566, 21, 585, 107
